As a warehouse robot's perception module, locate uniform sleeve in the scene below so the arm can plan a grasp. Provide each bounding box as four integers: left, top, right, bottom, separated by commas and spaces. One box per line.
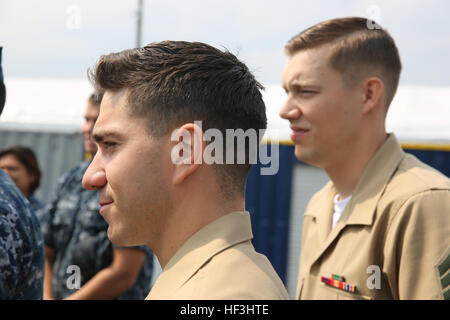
39, 170, 73, 249
0, 213, 16, 299
39, 192, 61, 249
384, 189, 450, 299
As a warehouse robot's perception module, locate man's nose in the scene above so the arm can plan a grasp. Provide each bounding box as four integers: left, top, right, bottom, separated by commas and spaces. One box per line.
279, 95, 302, 120
82, 156, 107, 190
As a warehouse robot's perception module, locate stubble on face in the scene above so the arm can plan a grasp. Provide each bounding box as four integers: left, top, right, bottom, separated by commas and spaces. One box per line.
111, 138, 174, 248
95, 90, 175, 249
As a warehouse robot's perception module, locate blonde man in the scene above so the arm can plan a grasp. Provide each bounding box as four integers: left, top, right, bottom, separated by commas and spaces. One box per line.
280, 17, 450, 300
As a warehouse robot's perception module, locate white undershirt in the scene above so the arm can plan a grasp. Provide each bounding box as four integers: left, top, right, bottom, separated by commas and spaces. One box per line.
332, 194, 352, 229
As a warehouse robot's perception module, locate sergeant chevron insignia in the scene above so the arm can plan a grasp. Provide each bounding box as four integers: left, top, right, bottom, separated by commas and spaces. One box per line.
435, 247, 450, 300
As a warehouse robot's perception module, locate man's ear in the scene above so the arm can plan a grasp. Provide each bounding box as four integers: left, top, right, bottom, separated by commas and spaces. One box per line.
170, 122, 205, 185
362, 77, 384, 115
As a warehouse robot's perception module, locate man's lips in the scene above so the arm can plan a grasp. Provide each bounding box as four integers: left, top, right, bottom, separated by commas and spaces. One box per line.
99, 200, 113, 215
290, 126, 310, 140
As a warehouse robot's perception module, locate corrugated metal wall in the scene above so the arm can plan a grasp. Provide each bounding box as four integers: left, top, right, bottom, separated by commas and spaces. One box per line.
284, 163, 329, 298
245, 145, 296, 283
0, 126, 84, 203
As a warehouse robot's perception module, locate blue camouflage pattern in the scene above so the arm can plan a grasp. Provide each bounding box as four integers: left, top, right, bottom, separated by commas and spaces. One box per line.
27, 195, 46, 216
39, 161, 153, 299
0, 169, 44, 299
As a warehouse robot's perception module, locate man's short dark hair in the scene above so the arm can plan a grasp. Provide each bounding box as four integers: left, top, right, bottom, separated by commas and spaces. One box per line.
285, 17, 402, 110
88, 41, 267, 196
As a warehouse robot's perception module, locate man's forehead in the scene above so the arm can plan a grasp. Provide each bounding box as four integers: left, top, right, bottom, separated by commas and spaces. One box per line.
283, 48, 331, 85
95, 89, 131, 119
93, 104, 148, 141
93, 108, 128, 134
102, 88, 129, 106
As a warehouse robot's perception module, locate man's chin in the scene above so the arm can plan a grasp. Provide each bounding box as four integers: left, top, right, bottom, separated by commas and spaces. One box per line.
107, 229, 143, 247
294, 146, 309, 163
294, 147, 320, 167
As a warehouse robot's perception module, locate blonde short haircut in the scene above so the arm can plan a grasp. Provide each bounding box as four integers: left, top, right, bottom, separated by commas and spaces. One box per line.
285, 17, 402, 109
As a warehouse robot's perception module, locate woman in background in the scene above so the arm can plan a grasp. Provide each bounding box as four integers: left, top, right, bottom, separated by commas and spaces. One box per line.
0, 145, 46, 213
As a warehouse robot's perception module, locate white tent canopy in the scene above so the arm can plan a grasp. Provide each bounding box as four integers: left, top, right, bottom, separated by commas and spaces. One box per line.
0, 78, 92, 133
1, 78, 449, 143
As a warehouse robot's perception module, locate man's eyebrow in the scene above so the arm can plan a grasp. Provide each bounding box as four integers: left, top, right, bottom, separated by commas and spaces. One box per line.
288, 77, 319, 89
283, 79, 301, 92
289, 77, 309, 86
92, 131, 123, 144
283, 74, 302, 89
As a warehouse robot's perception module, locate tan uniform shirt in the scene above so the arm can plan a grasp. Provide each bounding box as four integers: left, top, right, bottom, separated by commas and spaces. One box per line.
297, 134, 450, 300
147, 211, 289, 300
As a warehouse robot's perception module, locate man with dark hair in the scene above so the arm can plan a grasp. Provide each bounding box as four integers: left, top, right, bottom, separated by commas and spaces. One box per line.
82, 41, 289, 299
0, 47, 45, 299
280, 17, 450, 299
40, 93, 153, 300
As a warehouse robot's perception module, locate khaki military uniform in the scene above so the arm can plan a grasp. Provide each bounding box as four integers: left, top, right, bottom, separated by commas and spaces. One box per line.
147, 211, 289, 300
297, 134, 450, 300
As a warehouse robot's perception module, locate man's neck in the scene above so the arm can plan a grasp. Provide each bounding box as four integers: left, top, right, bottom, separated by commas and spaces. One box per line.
325, 133, 388, 198
152, 192, 245, 270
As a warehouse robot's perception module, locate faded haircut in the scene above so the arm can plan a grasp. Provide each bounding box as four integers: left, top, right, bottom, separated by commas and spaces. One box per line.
285, 17, 402, 109
88, 41, 267, 197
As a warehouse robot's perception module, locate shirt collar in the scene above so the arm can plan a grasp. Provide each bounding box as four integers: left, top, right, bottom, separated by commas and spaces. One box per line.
341, 133, 405, 226
147, 211, 253, 299
305, 133, 404, 226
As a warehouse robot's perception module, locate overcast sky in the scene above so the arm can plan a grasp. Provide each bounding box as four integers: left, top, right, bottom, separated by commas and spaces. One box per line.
1, 0, 449, 86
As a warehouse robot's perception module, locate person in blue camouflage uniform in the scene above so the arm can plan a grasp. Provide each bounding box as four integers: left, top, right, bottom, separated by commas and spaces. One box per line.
0, 170, 45, 299
0, 46, 45, 299
0, 145, 46, 215
40, 94, 153, 299
28, 195, 45, 214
